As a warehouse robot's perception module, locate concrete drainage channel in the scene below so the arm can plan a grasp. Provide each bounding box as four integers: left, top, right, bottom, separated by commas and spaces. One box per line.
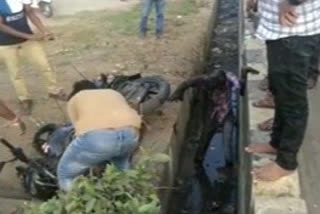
161, 0, 253, 213
0, 1, 253, 213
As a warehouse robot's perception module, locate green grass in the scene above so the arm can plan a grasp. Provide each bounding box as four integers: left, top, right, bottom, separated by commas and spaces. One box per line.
108, 0, 199, 35
53, 0, 200, 52
167, 0, 199, 17
108, 6, 141, 36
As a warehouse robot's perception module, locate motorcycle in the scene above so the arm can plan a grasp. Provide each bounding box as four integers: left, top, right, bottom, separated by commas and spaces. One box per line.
93, 73, 171, 115
32, 0, 53, 18
0, 73, 170, 200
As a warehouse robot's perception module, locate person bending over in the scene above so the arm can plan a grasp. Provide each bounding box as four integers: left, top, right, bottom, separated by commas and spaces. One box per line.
57, 80, 141, 192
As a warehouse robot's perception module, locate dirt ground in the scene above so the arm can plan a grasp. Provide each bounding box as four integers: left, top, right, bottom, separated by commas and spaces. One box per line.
0, 0, 213, 212
53, 0, 139, 16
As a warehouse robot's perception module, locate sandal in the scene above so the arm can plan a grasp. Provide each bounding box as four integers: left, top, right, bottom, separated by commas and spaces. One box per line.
258, 117, 274, 132
19, 99, 33, 115
252, 95, 275, 109
48, 89, 68, 101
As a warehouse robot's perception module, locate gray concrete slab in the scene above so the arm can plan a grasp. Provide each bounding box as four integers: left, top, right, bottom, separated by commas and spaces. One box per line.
299, 84, 320, 214
255, 196, 307, 214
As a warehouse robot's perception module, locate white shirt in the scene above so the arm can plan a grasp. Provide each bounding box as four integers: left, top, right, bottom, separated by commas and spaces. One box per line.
1, 0, 32, 13
256, 0, 320, 40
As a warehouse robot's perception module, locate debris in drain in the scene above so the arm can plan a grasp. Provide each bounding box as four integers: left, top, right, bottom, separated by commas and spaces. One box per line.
167, 0, 242, 213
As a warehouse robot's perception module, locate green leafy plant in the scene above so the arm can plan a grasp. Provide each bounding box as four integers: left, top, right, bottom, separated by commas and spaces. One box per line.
25, 153, 170, 214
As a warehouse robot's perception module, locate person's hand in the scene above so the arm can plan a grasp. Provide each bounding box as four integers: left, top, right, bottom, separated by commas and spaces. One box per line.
28, 33, 46, 41
168, 89, 184, 102
247, 0, 257, 13
45, 31, 55, 41
11, 117, 26, 135
41, 143, 50, 154
279, 1, 298, 27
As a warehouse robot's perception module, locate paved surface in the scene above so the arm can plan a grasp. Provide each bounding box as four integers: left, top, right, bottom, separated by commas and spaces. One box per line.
299, 85, 320, 214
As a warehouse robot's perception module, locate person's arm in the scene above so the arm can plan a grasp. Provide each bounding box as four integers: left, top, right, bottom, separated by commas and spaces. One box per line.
0, 100, 26, 134
0, 16, 34, 40
24, 4, 53, 38
169, 70, 226, 101
0, 99, 16, 121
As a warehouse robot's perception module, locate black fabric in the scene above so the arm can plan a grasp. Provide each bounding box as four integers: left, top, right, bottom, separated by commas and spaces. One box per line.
266, 34, 320, 170
288, 0, 305, 6
0, 11, 32, 46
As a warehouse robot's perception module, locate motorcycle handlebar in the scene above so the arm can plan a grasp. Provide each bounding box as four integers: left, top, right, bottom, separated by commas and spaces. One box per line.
0, 138, 29, 163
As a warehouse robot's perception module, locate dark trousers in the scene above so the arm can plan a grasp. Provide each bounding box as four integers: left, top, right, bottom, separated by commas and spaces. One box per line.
266, 34, 320, 170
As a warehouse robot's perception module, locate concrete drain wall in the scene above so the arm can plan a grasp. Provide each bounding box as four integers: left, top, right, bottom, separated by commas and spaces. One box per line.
161, 0, 253, 213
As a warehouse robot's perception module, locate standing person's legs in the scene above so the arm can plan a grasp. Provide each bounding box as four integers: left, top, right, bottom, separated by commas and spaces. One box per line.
57, 128, 139, 192
269, 37, 312, 170
253, 35, 320, 181
267, 40, 284, 151
0, 45, 30, 101
21, 41, 65, 99
140, 0, 154, 36
308, 52, 319, 89
155, 0, 165, 37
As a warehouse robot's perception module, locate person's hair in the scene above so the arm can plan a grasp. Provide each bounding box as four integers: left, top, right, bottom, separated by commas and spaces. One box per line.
68, 80, 97, 100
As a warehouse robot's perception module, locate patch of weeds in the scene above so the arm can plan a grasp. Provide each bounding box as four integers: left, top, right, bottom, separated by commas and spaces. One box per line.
24, 152, 170, 214
167, 0, 199, 17
108, 6, 141, 36
108, 0, 200, 35
51, 0, 200, 51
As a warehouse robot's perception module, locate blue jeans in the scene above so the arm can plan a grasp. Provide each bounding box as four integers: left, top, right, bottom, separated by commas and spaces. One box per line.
57, 128, 139, 191
140, 0, 165, 35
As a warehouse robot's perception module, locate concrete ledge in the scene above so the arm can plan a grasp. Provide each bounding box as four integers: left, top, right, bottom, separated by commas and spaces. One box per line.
253, 171, 301, 198
255, 196, 307, 214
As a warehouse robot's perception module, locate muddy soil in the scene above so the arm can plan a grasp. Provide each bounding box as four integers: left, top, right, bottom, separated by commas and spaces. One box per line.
0, 0, 213, 212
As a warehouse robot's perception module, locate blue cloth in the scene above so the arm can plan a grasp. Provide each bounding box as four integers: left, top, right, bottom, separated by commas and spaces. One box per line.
48, 124, 74, 158
202, 133, 226, 185
57, 128, 139, 191
140, 0, 165, 35
0, 0, 32, 45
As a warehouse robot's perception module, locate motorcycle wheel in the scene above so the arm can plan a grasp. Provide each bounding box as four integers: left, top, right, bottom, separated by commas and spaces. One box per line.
39, 2, 53, 18
23, 162, 58, 200
135, 76, 171, 114
33, 123, 58, 155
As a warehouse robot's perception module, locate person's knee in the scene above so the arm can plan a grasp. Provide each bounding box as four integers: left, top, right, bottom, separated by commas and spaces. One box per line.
157, 14, 164, 19
58, 175, 73, 192
57, 165, 74, 191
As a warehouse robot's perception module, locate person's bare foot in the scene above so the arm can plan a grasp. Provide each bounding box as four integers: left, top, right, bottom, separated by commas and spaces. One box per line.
258, 77, 269, 91
48, 89, 68, 101
258, 117, 274, 132
253, 162, 294, 181
252, 94, 275, 109
245, 143, 277, 154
